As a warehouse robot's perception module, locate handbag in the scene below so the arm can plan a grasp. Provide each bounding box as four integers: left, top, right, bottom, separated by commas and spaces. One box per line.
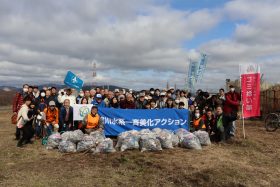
11, 113, 18, 125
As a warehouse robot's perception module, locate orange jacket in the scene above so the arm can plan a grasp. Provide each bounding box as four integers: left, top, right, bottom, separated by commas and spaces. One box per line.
193, 118, 206, 130
86, 114, 100, 129
44, 107, 59, 124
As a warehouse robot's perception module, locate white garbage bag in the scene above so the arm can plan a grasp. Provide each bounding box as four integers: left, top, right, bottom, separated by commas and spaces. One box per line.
58, 140, 77, 153
46, 133, 62, 149
61, 130, 84, 143
193, 131, 211, 146
93, 138, 116, 154
89, 130, 106, 145
181, 133, 202, 150
77, 135, 96, 152
139, 134, 162, 152
156, 130, 173, 149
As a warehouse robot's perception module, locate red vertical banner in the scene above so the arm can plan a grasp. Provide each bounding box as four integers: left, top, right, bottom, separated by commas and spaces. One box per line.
240, 64, 261, 118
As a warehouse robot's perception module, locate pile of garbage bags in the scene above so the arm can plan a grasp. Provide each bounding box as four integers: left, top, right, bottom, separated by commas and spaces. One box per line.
45, 128, 211, 154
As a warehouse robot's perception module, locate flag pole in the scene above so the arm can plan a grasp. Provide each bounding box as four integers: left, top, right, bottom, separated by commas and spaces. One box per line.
239, 65, 246, 139
241, 101, 246, 139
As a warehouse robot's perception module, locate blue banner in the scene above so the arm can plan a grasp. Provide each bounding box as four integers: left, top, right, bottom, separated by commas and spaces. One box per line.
195, 53, 207, 82
187, 60, 198, 91
64, 71, 84, 90
98, 108, 189, 136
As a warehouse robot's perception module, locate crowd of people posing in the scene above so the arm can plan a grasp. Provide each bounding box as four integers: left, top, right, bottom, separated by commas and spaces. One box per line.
12, 84, 240, 147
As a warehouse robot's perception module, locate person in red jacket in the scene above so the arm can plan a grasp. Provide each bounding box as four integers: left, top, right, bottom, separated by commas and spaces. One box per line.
223, 85, 240, 137
13, 84, 30, 140
120, 93, 136, 109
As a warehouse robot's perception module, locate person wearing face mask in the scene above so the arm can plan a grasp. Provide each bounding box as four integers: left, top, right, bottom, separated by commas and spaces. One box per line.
12, 84, 29, 140
37, 90, 47, 112
59, 99, 73, 132
149, 88, 155, 98
223, 85, 241, 137
191, 109, 206, 132
43, 101, 59, 135
76, 90, 85, 104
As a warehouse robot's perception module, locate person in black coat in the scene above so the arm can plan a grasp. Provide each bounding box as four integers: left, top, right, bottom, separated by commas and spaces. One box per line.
59, 99, 73, 132
212, 105, 237, 142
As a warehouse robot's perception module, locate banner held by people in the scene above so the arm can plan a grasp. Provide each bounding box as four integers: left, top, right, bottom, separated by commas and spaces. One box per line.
73, 104, 189, 136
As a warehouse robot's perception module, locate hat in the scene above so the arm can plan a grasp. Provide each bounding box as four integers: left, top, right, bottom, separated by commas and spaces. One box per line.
49, 101, 56, 106
160, 92, 166, 96
139, 93, 145, 97
114, 89, 120, 93
91, 105, 98, 110
96, 94, 102, 99
169, 87, 174, 90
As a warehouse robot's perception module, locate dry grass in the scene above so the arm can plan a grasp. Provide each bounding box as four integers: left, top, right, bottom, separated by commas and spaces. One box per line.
0, 106, 280, 187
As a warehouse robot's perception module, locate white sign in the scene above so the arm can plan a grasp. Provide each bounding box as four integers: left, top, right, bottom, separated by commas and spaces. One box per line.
73, 104, 93, 121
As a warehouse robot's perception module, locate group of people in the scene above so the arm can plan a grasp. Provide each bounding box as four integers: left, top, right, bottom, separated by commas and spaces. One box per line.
12, 84, 240, 147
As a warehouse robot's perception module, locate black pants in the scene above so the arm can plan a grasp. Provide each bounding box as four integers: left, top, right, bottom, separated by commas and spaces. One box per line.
15, 127, 21, 139
17, 124, 34, 147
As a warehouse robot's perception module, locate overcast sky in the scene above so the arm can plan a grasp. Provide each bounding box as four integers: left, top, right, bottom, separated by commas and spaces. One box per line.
0, 0, 279, 90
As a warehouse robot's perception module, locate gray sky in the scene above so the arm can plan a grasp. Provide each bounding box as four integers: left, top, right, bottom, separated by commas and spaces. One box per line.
0, 0, 279, 90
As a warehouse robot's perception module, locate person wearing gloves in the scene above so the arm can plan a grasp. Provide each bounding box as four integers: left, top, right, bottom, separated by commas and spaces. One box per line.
58, 88, 76, 106
16, 96, 34, 147
82, 105, 104, 134
43, 101, 59, 135
191, 109, 206, 132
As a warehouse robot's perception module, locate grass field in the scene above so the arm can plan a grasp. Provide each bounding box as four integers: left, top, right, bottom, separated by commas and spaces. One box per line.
0, 105, 280, 187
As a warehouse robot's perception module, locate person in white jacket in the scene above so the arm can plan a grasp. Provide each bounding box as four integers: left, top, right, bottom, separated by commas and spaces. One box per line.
58, 88, 76, 107
16, 96, 34, 147
179, 91, 189, 109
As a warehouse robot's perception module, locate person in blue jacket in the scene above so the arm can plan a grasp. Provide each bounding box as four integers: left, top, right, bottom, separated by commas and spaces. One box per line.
91, 94, 106, 108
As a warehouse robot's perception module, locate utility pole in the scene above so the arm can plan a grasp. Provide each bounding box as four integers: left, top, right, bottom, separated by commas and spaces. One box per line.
92, 60, 97, 88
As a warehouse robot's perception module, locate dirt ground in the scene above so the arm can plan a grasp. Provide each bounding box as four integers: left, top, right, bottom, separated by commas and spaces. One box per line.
0, 106, 280, 187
